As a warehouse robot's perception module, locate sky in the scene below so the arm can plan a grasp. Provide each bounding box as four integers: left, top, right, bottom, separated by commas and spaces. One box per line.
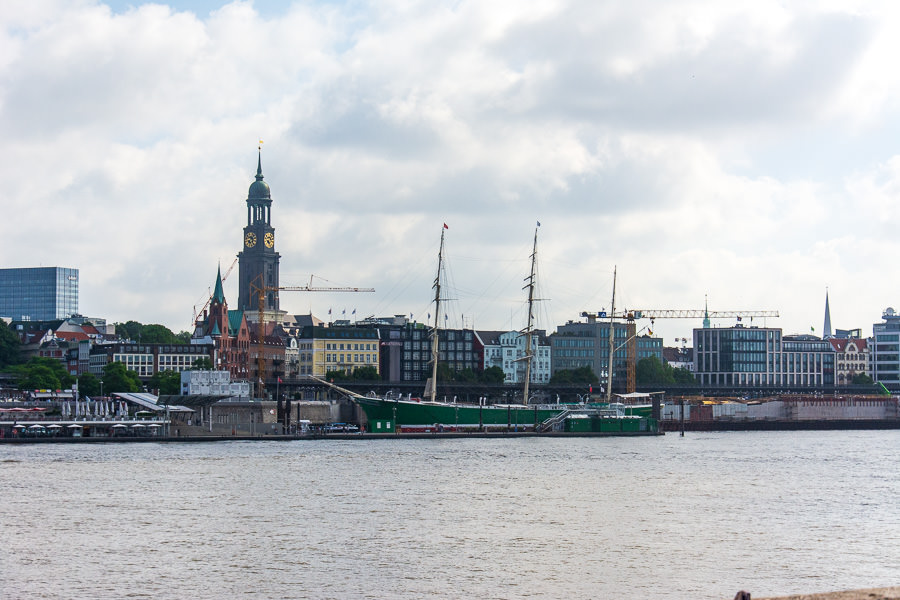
3, 0, 900, 345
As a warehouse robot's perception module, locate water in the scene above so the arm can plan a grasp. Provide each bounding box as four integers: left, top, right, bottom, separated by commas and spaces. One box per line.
2, 431, 898, 599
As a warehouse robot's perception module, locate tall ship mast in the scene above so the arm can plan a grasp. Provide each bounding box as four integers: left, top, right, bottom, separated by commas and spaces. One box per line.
606, 266, 617, 404
521, 224, 539, 405
428, 225, 446, 403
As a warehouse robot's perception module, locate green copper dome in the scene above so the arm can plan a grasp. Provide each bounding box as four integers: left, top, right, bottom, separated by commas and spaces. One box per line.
248, 153, 271, 200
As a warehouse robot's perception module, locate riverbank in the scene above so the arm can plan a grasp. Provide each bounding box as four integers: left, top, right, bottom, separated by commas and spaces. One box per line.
756, 587, 900, 600
661, 419, 900, 432
0, 429, 665, 443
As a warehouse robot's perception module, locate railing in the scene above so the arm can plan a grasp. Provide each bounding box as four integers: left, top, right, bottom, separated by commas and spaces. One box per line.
536, 409, 571, 433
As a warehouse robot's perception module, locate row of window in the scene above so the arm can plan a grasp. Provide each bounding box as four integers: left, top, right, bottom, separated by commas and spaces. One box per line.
324, 342, 376, 351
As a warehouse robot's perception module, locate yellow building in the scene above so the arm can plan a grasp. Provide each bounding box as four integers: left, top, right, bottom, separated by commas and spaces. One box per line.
297, 326, 380, 377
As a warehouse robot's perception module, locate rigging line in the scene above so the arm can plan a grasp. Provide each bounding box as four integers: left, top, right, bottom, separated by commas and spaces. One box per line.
367, 236, 441, 317
464, 237, 535, 325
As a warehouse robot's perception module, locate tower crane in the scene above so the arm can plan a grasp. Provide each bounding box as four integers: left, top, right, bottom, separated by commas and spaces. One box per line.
250, 274, 375, 392
581, 308, 779, 394
192, 257, 239, 327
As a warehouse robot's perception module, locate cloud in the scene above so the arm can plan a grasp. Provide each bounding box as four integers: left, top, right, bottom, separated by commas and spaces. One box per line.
2, 0, 900, 342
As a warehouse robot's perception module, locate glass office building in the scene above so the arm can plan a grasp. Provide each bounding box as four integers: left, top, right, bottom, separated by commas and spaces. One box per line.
694, 325, 835, 387
0, 267, 79, 321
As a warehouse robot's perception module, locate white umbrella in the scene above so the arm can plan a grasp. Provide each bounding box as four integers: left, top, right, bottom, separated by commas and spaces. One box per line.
131, 424, 145, 428
67, 424, 83, 429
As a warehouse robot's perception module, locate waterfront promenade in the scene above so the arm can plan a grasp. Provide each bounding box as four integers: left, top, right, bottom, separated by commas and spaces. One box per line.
756, 588, 900, 600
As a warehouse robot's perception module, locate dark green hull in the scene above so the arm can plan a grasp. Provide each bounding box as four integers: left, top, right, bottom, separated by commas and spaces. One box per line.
353, 395, 658, 434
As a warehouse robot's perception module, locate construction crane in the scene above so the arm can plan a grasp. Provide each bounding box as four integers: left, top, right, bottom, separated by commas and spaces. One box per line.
250, 274, 375, 393
581, 308, 780, 394
192, 258, 239, 326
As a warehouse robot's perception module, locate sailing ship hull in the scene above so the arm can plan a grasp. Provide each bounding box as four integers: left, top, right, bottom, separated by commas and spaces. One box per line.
352, 396, 659, 434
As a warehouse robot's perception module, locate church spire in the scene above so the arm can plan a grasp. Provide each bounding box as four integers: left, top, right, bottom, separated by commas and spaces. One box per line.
703, 294, 710, 329
213, 264, 226, 304
823, 288, 832, 339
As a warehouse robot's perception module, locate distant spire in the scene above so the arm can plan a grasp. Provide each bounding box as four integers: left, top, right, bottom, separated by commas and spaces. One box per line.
256, 150, 263, 181
703, 295, 710, 329
213, 265, 226, 304
823, 288, 832, 338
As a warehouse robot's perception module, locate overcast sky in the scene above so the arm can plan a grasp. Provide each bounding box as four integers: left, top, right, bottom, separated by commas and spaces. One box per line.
3, 0, 900, 344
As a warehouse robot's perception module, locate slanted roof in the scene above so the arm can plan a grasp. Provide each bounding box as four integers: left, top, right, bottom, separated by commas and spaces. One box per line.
227, 310, 244, 336
55, 331, 89, 342
158, 394, 232, 408
212, 265, 226, 304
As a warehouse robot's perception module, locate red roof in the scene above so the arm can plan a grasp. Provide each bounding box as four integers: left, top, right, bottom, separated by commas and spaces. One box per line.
828, 338, 867, 352
55, 331, 89, 342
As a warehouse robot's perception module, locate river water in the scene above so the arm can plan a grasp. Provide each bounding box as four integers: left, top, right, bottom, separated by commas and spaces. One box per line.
2, 431, 898, 599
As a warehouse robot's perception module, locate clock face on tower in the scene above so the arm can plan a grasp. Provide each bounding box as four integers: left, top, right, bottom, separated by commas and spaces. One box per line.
244, 232, 257, 248
264, 232, 274, 248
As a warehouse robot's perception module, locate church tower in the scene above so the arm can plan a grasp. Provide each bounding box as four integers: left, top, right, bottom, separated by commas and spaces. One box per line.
237, 151, 281, 320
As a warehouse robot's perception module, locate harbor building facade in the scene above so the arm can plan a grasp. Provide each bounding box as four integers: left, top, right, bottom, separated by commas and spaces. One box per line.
480, 330, 552, 385
296, 324, 380, 378
550, 317, 663, 389
872, 308, 900, 389
828, 337, 870, 385
89, 342, 215, 378
0, 267, 78, 321
693, 326, 835, 387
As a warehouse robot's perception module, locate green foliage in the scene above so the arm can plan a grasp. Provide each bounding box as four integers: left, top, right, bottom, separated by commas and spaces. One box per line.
672, 367, 696, 384
102, 361, 142, 393
140, 324, 180, 344
479, 366, 506, 384
192, 357, 214, 370
635, 357, 696, 385
148, 369, 182, 395
15, 356, 75, 391
0, 321, 22, 367
326, 366, 380, 381
550, 366, 598, 385
851, 372, 874, 385
114, 321, 186, 344
116, 320, 143, 342
78, 372, 100, 397
636, 356, 671, 384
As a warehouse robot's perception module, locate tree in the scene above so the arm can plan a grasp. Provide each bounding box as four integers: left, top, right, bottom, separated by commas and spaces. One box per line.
148, 369, 182, 395
140, 324, 180, 344
116, 320, 143, 342
480, 366, 506, 384
192, 357, 213, 370
852, 373, 874, 385
15, 356, 74, 391
550, 366, 598, 385
350, 366, 379, 380
78, 372, 100, 397
636, 357, 673, 384
326, 366, 379, 381
102, 362, 142, 393
454, 368, 478, 383
672, 367, 696, 384
18, 364, 62, 391
0, 321, 22, 368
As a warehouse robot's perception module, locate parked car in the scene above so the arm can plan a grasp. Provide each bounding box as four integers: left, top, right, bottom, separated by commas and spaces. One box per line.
324, 422, 359, 433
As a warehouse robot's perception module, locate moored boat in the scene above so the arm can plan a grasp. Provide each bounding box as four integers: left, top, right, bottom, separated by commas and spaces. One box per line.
316, 224, 659, 435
